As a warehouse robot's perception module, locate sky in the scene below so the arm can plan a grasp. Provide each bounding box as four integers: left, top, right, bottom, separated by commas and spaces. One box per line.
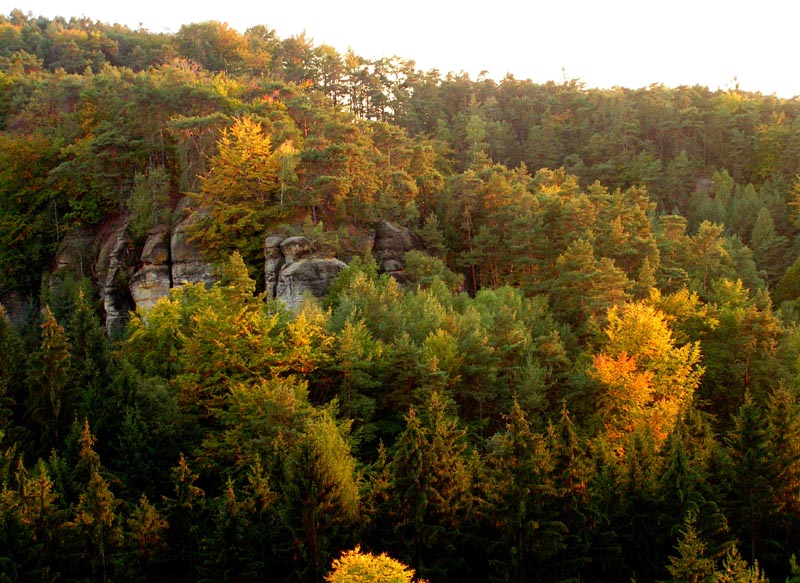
7, 0, 800, 98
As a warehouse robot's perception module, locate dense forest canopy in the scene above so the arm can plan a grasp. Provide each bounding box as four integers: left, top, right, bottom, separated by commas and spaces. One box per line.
3, 9, 800, 582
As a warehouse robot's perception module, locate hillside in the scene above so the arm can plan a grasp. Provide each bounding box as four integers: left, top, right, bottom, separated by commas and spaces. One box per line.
2, 10, 800, 582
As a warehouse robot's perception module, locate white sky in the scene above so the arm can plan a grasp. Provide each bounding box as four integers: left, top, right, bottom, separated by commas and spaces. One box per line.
7, 0, 800, 97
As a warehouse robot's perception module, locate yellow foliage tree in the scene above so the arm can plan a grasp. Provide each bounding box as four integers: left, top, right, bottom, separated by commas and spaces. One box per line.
193, 116, 295, 267
592, 301, 704, 445
326, 546, 427, 583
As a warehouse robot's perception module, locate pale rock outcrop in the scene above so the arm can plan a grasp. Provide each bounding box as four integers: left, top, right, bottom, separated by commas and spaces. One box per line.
276, 257, 348, 311
94, 218, 137, 334
129, 225, 171, 312
265, 235, 347, 311
264, 236, 286, 298
170, 199, 216, 287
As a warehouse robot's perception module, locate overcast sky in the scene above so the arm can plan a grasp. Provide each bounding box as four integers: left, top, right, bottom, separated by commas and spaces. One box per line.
9, 0, 800, 97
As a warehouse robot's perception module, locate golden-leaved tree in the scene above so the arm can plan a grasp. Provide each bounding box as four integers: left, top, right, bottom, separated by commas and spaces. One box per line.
193, 115, 298, 269
591, 300, 704, 445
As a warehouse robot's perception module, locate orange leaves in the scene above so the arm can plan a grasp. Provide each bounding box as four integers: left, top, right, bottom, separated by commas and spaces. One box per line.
593, 352, 653, 440
592, 300, 704, 446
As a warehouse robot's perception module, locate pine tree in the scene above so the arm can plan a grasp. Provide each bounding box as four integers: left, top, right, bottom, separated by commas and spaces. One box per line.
664, 512, 716, 583
723, 394, 778, 564
69, 420, 122, 583
388, 392, 474, 581
25, 305, 72, 452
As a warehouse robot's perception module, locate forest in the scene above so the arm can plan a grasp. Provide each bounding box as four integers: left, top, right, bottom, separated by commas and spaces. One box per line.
3, 8, 800, 582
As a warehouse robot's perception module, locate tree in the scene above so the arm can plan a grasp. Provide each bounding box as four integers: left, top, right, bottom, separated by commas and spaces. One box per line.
173, 21, 246, 73
716, 546, 768, 583
591, 301, 703, 444
485, 400, 567, 582
387, 392, 475, 580
25, 305, 72, 452
326, 546, 426, 583
698, 279, 784, 423
193, 116, 291, 269
68, 420, 123, 583
276, 408, 361, 583
162, 454, 206, 583
123, 495, 169, 582
0, 305, 22, 435
749, 206, 789, 287
722, 395, 778, 564
664, 512, 716, 583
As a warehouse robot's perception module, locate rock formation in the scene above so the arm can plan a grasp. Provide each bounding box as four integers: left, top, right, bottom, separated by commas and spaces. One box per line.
129, 224, 171, 312
94, 217, 137, 334
264, 235, 347, 311
46, 211, 419, 329
170, 199, 216, 287
373, 219, 419, 281
130, 197, 216, 314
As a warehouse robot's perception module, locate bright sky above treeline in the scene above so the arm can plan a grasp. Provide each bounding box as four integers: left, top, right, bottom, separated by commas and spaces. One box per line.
11, 0, 800, 98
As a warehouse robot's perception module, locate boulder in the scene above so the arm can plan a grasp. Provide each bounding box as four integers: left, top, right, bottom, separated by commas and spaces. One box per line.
373, 220, 418, 274
275, 257, 348, 312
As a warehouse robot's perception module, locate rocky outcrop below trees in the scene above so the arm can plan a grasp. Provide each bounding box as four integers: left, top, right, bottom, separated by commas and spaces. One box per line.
264, 235, 347, 312
373, 219, 419, 282
48, 209, 419, 329
51, 198, 217, 332
129, 200, 217, 314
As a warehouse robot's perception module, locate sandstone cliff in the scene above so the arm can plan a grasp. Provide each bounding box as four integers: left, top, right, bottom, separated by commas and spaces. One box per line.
46, 211, 418, 330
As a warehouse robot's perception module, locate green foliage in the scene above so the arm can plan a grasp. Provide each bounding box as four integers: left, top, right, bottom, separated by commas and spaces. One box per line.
664, 512, 716, 583
128, 166, 170, 242
5, 9, 800, 583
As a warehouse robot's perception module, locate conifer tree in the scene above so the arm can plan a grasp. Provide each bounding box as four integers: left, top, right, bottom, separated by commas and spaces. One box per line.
123, 495, 169, 582
69, 420, 122, 583
664, 512, 716, 583
25, 305, 72, 451
486, 400, 566, 583
276, 409, 360, 583
163, 454, 207, 583
723, 394, 778, 564
388, 392, 474, 581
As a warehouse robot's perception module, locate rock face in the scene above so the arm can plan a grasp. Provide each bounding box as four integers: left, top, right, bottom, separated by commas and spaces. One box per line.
129, 225, 172, 313
46, 212, 415, 329
170, 199, 216, 287
47, 198, 217, 331
264, 236, 286, 298
129, 199, 216, 314
94, 217, 138, 334
373, 219, 419, 280
265, 235, 347, 311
